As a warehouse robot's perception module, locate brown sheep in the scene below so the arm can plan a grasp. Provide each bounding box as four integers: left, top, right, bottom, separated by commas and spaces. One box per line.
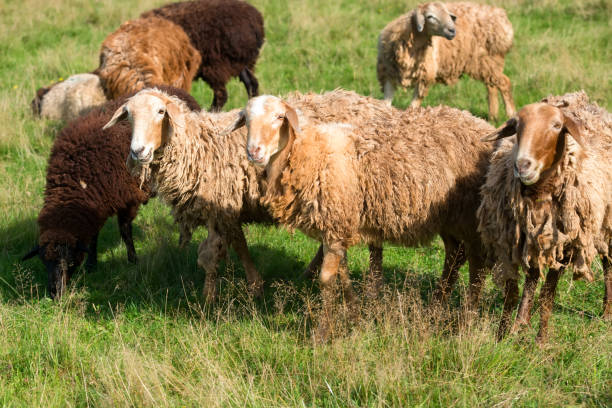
227, 93, 496, 341
95, 16, 201, 100
377, 2, 515, 121
478, 91, 612, 342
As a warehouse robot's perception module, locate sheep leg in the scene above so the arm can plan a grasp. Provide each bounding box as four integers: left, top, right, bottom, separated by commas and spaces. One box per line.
432, 236, 466, 305
230, 227, 263, 298
383, 80, 395, 102
366, 244, 384, 301
300, 244, 324, 280
84, 233, 99, 272
497, 278, 519, 341
178, 223, 192, 249
487, 85, 500, 122
497, 74, 516, 118
511, 267, 540, 334
239, 68, 259, 98
315, 244, 345, 343
198, 225, 227, 303
117, 211, 137, 263
210, 84, 228, 112
603, 256, 612, 320
466, 252, 486, 311
536, 267, 564, 344
410, 81, 430, 108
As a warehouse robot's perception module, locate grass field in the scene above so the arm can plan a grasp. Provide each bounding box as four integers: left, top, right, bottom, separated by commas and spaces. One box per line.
1, 0, 611, 406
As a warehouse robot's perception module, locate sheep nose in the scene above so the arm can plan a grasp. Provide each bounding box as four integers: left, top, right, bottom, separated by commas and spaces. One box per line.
130, 146, 145, 160
516, 158, 533, 174
448, 27, 456, 35
247, 145, 262, 160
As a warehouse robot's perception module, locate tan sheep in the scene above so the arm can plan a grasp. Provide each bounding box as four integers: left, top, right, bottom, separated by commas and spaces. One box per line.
478, 91, 612, 343
95, 16, 201, 100
227, 92, 497, 341
377, 2, 515, 121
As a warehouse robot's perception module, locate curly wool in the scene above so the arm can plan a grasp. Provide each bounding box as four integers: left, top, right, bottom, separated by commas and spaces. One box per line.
478, 91, 612, 285
95, 16, 201, 100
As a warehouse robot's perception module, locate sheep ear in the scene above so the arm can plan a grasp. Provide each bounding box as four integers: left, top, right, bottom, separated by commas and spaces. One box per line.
220, 110, 246, 136
282, 102, 301, 134
562, 115, 585, 148
22, 245, 40, 261
414, 9, 425, 32
103, 104, 128, 129
481, 117, 518, 142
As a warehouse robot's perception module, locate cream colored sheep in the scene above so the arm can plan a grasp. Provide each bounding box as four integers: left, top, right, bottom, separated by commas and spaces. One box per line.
478, 91, 612, 342
31, 73, 107, 122
227, 92, 497, 341
377, 1, 515, 121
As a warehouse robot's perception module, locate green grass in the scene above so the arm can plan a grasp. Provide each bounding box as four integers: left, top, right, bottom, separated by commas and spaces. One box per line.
1, 0, 611, 406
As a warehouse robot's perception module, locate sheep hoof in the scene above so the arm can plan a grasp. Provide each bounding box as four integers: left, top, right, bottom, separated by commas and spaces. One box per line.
249, 280, 264, 298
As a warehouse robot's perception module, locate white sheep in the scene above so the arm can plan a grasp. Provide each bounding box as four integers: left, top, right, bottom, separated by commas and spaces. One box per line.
377, 1, 516, 121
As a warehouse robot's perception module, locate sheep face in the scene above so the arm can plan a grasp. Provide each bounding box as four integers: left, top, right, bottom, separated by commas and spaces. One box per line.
482, 102, 585, 185
22, 242, 87, 299
414, 2, 456, 40
104, 91, 182, 171
231, 95, 300, 167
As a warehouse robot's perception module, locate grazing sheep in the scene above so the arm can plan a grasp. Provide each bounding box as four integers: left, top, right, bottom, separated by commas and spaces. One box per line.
377, 1, 516, 121
22, 86, 201, 299
227, 92, 496, 341
142, 0, 265, 111
478, 91, 612, 342
95, 16, 201, 100
31, 73, 107, 122
31, 16, 201, 122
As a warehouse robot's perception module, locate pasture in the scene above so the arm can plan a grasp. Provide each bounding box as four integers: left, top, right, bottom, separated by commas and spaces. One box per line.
0, 0, 610, 406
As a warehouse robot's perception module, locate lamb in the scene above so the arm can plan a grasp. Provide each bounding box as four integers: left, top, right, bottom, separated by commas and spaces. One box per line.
141, 0, 265, 111
22, 86, 201, 299
478, 91, 612, 342
32, 16, 201, 122
377, 1, 516, 121
226, 92, 497, 341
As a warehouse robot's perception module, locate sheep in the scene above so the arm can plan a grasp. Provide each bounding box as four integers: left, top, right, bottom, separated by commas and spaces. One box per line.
31, 73, 107, 122
477, 91, 612, 343
377, 1, 516, 121
226, 92, 497, 341
22, 86, 201, 299
31, 16, 201, 122
102, 88, 271, 302
141, 0, 265, 111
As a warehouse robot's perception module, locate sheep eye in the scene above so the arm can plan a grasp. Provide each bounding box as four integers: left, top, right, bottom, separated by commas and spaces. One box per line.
277, 115, 284, 120
427, 15, 437, 21
552, 122, 562, 129
158, 109, 165, 115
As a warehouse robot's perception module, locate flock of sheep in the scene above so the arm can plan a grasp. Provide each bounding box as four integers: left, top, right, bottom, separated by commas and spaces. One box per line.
23, 0, 611, 344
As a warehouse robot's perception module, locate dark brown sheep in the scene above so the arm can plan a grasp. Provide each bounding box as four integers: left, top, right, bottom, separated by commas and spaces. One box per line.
22, 86, 201, 298
142, 0, 265, 111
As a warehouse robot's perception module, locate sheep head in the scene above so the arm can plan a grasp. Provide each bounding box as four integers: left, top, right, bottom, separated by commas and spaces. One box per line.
104, 89, 183, 172
482, 102, 585, 185
226, 95, 301, 167
22, 240, 88, 299
414, 2, 456, 40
